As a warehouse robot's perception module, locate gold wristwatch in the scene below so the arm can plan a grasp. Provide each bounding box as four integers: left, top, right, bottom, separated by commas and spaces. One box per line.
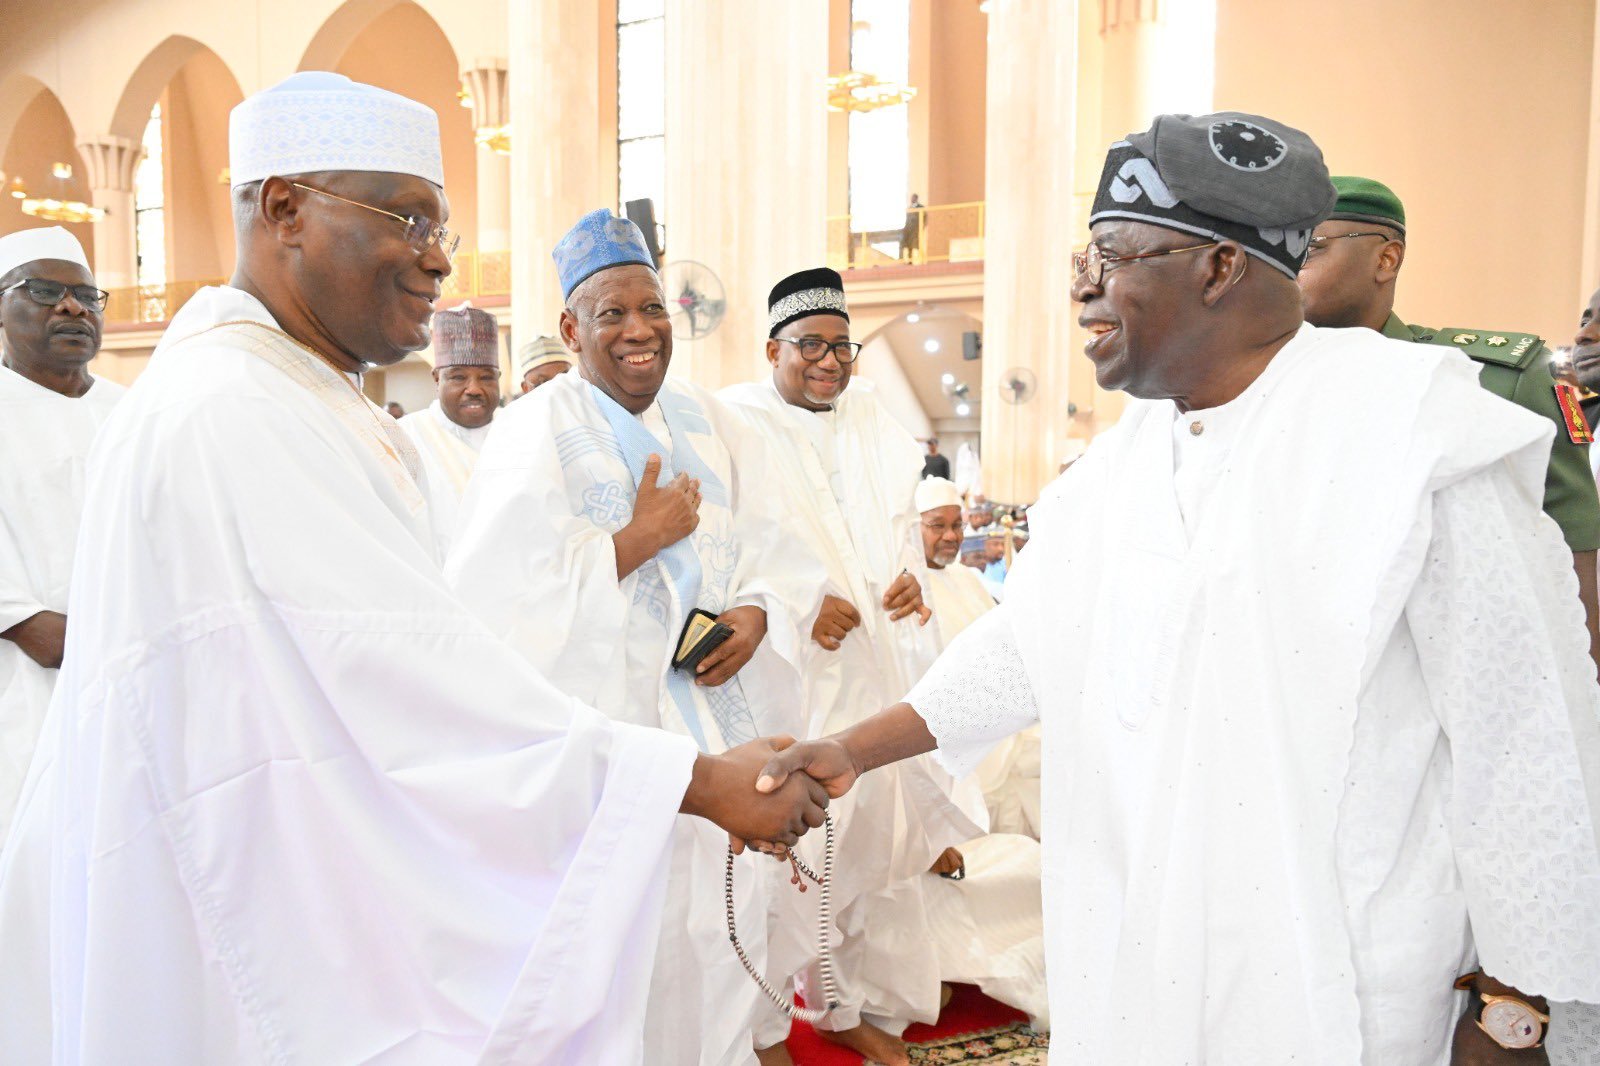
1454, 971, 1549, 1050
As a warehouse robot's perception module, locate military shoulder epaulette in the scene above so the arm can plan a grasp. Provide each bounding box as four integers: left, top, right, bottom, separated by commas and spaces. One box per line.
1410, 326, 1543, 370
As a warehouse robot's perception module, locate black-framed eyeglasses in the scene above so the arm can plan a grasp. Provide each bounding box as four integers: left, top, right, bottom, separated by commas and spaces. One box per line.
1072, 240, 1219, 287
777, 337, 863, 364
1, 278, 109, 312
1303, 231, 1393, 257
290, 182, 460, 263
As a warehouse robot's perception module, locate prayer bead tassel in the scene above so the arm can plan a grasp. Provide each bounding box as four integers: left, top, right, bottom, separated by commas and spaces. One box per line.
725, 814, 839, 1023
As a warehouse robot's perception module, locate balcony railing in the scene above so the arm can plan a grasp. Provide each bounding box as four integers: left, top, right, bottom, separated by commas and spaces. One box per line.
102, 250, 514, 327
827, 200, 985, 272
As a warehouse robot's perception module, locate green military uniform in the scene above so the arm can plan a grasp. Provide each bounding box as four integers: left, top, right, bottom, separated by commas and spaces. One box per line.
1381, 313, 1600, 551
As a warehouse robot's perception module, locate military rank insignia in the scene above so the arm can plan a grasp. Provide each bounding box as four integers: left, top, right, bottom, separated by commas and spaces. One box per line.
1554, 381, 1595, 444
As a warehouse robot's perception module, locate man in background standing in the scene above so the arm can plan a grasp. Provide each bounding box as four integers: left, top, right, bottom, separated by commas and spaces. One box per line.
0, 226, 122, 841
398, 303, 500, 554
515, 334, 570, 395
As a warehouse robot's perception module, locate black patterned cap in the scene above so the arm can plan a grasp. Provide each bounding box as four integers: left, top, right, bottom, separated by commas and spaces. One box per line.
1089, 112, 1337, 278
768, 267, 849, 338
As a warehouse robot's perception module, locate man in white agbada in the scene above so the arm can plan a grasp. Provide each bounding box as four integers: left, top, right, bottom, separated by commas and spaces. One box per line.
912, 476, 1048, 1025
0, 72, 830, 1065
720, 268, 981, 1066
0, 227, 122, 840
759, 112, 1600, 1065
398, 302, 501, 555
445, 209, 822, 1066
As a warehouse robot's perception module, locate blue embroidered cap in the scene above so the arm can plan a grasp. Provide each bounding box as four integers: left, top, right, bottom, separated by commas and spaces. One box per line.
553, 208, 657, 300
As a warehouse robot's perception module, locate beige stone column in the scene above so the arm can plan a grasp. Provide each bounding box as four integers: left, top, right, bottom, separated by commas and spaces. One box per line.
76, 135, 141, 290
508, 4, 609, 353
979, 0, 1080, 503
462, 60, 511, 254
662, 0, 829, 391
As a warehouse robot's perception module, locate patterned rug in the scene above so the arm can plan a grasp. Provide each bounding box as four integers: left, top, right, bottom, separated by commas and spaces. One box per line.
787, 984, 1048, 1064
903, 1021, 1048, 1064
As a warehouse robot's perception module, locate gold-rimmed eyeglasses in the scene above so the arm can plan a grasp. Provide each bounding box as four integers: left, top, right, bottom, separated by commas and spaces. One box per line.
291, 182, 460, 263
1072, 240, 1219, 287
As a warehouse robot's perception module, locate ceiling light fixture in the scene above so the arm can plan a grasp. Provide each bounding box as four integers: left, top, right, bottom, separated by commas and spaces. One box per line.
955, 402, 971, 416
924, 339, 940, 353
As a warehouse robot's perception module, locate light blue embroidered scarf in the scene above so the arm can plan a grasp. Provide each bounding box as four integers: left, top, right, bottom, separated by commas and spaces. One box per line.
590, 383, 756, 751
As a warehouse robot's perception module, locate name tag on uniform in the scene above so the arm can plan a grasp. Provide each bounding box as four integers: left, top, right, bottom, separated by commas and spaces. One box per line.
1554, 382, 1594, 444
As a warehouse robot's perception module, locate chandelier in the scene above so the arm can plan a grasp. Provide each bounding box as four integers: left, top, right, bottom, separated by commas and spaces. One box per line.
474, 125, 511, 156
827, 71, 917, 113
7, 162, 104, 224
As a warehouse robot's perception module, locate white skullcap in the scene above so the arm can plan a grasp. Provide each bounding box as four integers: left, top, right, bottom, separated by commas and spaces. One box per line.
229, 71, 444, 188
517, 336, 570, 377
916, 476, 962, 513
0, 226, 91, 280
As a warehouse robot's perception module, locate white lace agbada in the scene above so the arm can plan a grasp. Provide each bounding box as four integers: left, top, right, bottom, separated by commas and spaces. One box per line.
909, 325, 1600, 1065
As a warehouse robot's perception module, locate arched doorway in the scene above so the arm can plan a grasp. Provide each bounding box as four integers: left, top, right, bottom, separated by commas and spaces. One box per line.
0, 77, 95, 263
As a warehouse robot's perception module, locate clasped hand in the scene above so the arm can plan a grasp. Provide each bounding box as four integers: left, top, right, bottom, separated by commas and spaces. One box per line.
687, 735, 865, 854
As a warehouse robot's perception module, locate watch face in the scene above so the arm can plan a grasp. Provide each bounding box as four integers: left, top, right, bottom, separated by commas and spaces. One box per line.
1481, 999, 1543, 1049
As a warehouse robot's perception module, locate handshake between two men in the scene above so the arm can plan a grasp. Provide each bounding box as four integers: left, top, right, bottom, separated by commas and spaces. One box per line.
677, 701, 934, 850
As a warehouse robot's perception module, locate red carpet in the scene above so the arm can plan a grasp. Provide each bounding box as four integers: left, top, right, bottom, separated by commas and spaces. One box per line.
785, 983, 1040, 1064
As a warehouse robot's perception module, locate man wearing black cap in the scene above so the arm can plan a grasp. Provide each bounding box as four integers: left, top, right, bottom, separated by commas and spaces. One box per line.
756, 113, 1600, 1063
1298, 176, 1600, 665
722, 268, 980, 1066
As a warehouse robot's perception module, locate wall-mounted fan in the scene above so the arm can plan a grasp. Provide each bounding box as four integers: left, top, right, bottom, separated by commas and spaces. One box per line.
661, 260, 726, 340
999, 366, 1037, 405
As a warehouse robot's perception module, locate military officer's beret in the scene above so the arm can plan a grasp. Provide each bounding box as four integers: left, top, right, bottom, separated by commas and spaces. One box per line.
1328, 176, 1406, 236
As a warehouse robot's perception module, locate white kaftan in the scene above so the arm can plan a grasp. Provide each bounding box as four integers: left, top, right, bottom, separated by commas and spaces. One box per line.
447, 369, 820, 1066
720, 380, 981, 1040
398, 398, 490, 557
0, 366, 122, 840
0, 286, 699, 1065
909, 325, 1600, 1065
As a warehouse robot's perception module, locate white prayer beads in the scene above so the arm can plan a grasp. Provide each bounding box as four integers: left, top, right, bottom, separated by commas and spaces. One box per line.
724, 814, 839, 1024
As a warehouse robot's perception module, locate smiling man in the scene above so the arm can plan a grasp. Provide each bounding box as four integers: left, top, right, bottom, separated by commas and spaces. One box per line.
0, 226, 121, 842
721, 269, 980, 1066
758, 112, 1600, 1064
446, 210, 824, 1066
0, 75, 830, 1064
399, 303, 501, 555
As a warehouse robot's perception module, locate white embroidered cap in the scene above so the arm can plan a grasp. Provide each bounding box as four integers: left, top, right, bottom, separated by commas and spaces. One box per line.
0, 226, 91, 280
916, 476, 962, 513
229, 71, 444, 188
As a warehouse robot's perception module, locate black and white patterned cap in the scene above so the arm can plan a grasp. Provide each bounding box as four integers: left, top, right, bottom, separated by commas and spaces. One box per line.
768, 267, 849, 338
1089, 112, 1337, 277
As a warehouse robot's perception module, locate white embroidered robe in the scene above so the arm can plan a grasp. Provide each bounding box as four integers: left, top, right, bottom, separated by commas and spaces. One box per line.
720, 380, 981, 1038
446, 369, 821, 1066
0, 286, 698, 1065
909, 325, 1600, 1064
